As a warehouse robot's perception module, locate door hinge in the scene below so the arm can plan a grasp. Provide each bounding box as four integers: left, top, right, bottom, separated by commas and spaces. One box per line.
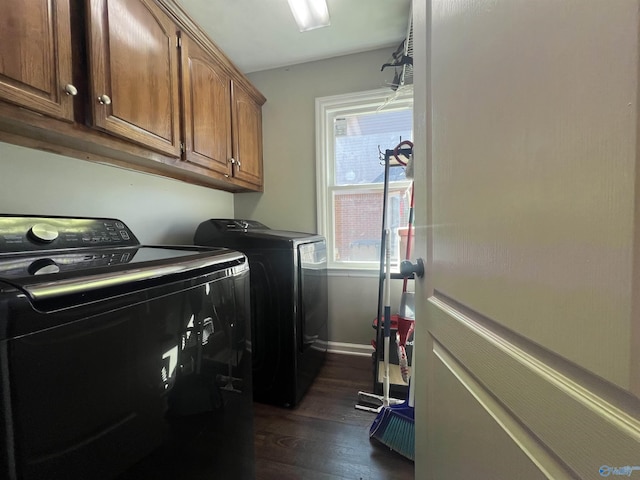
177, 36, 182, 49
180, 142, 185, 154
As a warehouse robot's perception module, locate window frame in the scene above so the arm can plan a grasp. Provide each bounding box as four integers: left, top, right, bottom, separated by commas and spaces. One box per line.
315, 88, 413, 272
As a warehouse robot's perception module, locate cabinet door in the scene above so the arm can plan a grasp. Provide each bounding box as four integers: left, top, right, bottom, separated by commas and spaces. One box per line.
231, 82, 263, 189
87, 0, 181, 157
180, 35, 232, 177
0, 0, 74, 121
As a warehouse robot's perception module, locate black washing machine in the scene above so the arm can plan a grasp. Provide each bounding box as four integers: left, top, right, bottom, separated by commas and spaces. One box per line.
194, 219, 328, 408
0, 215, 253, 480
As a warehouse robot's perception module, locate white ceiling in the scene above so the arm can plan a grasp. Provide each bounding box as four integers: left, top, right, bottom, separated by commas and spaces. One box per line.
176, 0, 412, 74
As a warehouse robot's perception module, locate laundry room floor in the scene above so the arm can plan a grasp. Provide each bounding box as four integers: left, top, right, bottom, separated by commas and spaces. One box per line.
118, 353, 414, 479
253, 353, 415, 480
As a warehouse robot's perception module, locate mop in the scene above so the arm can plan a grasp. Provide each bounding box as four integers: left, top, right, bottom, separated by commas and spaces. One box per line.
355, 229, 403, 413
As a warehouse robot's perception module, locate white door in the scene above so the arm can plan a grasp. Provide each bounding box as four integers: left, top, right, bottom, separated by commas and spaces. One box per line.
413, 1, 640, 478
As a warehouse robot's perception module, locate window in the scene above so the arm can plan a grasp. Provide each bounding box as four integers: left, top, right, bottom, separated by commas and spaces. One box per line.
316, 89, 413, 271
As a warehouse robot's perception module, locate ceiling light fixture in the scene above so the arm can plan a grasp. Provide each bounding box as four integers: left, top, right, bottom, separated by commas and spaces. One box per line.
287, 0, 331, 32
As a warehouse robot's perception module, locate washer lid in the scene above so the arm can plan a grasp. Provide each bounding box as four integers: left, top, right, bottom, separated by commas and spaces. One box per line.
0, 245, 246, 303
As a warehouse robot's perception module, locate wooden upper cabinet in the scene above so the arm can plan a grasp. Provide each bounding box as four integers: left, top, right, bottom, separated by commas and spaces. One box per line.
180, 34, 232, 177
0, 0, 265, 191
231, 82, 263, 189
86, 0, 181, 157
180, 33, 264, 190
0, 0, 75, 121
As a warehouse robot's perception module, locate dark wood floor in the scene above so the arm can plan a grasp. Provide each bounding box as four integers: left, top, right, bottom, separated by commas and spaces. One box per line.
118, 353, 414, 479
253, 353, 415, 480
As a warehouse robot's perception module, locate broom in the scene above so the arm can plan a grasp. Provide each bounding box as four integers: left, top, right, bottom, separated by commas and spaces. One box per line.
369, 338, 415, 461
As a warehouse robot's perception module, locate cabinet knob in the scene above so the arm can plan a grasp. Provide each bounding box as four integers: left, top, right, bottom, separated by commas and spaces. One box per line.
236, 159, 241, 170
229, 157, 236, 164
64, 84, 78, 96
97, 94, 112, 105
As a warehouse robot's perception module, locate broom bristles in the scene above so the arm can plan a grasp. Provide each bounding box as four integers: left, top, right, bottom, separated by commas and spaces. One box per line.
369, 402, 415, 461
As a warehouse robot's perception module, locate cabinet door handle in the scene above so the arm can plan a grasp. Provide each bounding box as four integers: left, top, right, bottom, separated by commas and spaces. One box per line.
228, 157, 240, 170
64, 84, 78, 96
97, 94, 112, 105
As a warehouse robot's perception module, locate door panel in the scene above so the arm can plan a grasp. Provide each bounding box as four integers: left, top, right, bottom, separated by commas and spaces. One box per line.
426, 298, 640, 478
413, 0, 640, 478
87, 0, 180, 156
0, 0, 74, 120
428, 0, 636, 388
428, 338, 554, 480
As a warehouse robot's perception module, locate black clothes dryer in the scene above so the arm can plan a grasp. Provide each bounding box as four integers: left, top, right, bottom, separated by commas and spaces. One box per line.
194, 219, 328, 408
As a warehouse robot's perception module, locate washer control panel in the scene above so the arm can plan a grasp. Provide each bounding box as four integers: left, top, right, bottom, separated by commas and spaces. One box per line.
0, 216, 139, 253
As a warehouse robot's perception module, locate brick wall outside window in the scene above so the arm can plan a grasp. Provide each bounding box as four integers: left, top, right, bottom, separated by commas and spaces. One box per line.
334, 189, 410, 264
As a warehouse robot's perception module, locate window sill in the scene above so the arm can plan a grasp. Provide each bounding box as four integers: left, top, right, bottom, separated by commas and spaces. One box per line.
327, 268, 407, 278
327, 268, 379, 278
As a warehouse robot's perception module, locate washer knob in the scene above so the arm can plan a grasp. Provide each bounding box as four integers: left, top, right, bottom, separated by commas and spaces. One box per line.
28, 258, 60, 276
29, 223, 59, 243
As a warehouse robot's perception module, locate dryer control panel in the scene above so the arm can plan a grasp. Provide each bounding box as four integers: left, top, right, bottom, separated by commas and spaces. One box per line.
206, 219, 269, 232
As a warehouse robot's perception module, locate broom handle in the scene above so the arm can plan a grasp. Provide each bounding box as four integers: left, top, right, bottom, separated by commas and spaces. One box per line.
383, 228, 391, 407
402, 184, 415, 293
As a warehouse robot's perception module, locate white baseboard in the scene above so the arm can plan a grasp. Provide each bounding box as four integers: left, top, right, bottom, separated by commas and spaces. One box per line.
326, 341, 373, 356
